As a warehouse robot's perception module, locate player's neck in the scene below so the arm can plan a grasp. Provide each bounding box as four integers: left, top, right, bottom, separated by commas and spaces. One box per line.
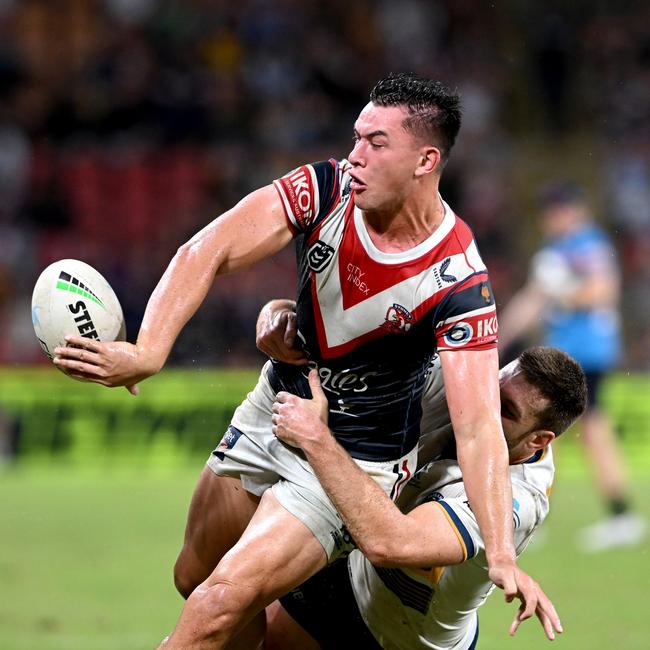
362, 191, 445, 253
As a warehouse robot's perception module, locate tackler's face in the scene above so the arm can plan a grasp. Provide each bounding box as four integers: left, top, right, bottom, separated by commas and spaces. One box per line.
347, 103, 426, 213
498, 360, 550, 450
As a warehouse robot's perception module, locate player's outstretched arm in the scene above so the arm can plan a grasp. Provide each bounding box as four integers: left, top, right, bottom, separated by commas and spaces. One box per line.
53, 185, 293, 390
441, 348, 562, 640
440, 348, 514, 565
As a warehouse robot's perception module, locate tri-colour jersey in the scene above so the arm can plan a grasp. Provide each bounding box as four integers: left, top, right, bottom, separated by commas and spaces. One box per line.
271, 159, 498, 461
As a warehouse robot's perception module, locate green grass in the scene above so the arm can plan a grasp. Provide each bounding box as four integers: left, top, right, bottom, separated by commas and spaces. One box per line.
1, 464, 648, 649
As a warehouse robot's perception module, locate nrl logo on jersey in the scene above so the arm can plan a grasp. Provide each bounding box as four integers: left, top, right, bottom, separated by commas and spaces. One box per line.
382, 303, 414, 334
308, 240, 335, 272
432, 257, 457, 289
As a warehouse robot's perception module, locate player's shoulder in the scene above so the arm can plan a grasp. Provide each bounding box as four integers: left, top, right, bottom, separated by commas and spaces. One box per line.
273, 158, 348, 232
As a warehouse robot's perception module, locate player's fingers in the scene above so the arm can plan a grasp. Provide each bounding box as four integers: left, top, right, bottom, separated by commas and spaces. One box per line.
284, 312, 297, 348
518, 590, 537, 621
275, 391, 291, 404
64, 370, 109, 386
53, 356, 105, 377
307, 368, 325, 398
538, 593, 562, 634
509, 613, 522, 636
54, 345, 101, 365
501, 577, 517, 603
126, 384, 139, 396
536, 608, 556, 641
64, 335, 102, 352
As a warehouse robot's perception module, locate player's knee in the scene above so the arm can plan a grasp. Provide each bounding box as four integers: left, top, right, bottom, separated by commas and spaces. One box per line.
187, 580, 258, 639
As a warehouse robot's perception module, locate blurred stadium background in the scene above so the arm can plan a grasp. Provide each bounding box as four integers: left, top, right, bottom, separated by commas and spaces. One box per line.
0, 1, 648, 649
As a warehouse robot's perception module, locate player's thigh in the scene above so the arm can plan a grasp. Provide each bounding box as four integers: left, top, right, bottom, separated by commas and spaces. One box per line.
180, 466, 260, 568
208, 489, 328, 607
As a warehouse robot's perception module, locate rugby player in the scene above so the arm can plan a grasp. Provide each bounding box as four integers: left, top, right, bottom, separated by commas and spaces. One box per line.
53, 73, 559, 648
266, 347, 587, 649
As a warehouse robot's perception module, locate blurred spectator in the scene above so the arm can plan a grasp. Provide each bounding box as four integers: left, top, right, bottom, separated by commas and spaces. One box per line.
0, 0, 647, 374
498, 180, 647, 552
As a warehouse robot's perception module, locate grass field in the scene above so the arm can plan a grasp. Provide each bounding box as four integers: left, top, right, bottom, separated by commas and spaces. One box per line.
1, 462, 648, 650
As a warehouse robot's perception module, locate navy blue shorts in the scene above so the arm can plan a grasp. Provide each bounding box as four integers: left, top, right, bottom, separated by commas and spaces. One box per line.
279, 558, 382, 649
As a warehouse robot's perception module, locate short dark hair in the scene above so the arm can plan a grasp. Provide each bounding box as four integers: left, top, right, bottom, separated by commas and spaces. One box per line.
518, 346, 587, 436
369, 72, 461, 164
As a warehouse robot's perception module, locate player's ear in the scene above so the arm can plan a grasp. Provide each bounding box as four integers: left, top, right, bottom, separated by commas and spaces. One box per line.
415, 146, 441, 177
528, 430, 555, 453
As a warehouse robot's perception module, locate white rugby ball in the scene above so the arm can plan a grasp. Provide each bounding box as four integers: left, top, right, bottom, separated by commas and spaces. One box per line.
31, 259, 126, 361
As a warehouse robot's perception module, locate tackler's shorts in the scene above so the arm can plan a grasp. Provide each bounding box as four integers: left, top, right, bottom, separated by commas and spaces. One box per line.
207, 361, 418, 562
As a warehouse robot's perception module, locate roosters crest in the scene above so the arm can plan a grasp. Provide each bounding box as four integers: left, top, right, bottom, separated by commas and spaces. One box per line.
382, 303, 414, 334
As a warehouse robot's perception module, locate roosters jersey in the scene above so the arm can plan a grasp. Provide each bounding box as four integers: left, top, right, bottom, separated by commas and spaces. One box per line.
271, 159, 498, 461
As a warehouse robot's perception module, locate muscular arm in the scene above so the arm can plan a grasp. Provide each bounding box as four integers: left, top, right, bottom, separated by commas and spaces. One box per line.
137, 186, 292, 366
439, 349, 514, 569
54, 185, 293, 387
272, 370, 464, 567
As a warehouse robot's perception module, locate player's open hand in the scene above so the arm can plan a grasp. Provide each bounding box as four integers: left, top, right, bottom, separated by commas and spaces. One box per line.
272, 369, 330, 449
52, 335, 157, 395
256, 299, 308, 365
489, 562, 562, 641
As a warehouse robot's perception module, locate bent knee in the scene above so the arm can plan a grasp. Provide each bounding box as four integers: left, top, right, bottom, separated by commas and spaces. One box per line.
187, 580, 260, 637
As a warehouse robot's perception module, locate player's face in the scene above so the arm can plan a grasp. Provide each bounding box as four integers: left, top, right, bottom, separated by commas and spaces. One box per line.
347, 103, 425, 212
498, 360, 549, 451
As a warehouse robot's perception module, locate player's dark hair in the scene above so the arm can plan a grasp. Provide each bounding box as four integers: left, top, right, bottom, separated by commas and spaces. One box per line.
518, 346, 587, 436
369, 72, 462, 164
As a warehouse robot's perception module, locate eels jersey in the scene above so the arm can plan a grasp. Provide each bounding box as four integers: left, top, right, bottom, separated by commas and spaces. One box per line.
271, 159, 498, 461
350, 448, 554, 649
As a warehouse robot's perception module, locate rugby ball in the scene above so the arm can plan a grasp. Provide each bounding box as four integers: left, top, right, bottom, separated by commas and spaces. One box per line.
31, 259, 126, 361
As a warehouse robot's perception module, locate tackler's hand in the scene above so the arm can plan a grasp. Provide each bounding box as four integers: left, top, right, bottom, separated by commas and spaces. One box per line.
272, 369, 330, 449
256, 299, 308, 365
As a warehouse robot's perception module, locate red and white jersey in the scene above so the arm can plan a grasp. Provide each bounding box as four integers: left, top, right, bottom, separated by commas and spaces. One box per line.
270, 159, 498, 461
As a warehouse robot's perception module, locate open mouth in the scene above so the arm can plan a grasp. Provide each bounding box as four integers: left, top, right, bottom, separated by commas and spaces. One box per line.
349, 172, 366, 191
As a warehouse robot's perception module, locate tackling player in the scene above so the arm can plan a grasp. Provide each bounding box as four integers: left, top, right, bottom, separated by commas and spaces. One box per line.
53, 73, 559, 648
267, 347, 587, 649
